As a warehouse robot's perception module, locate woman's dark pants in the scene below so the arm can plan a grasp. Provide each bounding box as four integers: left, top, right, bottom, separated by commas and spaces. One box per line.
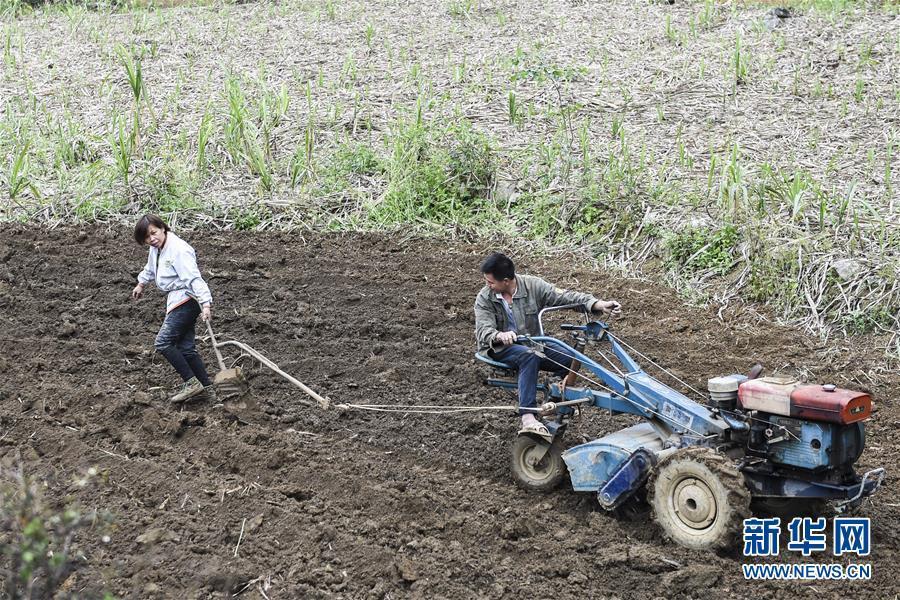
154, 300, 212, 386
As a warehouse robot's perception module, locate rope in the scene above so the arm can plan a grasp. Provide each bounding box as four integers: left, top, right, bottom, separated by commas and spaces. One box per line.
336, 403, 536, 414
594, 345, 625, 377
520, 338, 712, 438
607, 331, 711, 400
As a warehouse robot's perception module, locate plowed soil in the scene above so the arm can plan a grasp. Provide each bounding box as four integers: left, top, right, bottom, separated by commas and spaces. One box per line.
0, 225, 896, 599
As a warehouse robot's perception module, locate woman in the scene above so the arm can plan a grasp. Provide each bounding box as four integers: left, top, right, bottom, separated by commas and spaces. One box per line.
131, 214, 215, 403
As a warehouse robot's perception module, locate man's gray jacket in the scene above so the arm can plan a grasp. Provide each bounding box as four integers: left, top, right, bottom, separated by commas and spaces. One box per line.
474, 274, 598, 352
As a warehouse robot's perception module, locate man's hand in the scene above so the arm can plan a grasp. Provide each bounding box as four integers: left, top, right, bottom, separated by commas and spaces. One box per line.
495, 331, 517, 346
131, 283, 144, 300
201, 304, 212, 322
592, 299, 622, 318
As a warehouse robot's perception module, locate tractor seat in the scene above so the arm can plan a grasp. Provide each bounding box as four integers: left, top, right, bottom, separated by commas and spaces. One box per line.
474, 352, 516, 372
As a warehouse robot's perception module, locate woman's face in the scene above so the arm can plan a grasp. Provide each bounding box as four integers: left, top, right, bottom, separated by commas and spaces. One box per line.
145, 225, 167, 249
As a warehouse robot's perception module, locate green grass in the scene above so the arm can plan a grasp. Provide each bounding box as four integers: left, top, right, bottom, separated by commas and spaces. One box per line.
667, 225, 740, 275
0, 0, 898, 347
6, 139, 32, 200
371, 103, 495, 225
0, 464, 114, 599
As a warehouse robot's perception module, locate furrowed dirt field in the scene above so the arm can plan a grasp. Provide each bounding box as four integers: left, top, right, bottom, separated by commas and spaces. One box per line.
0, 225, 897, 599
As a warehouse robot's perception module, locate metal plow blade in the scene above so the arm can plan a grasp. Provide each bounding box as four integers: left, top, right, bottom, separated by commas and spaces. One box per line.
213, 366, 250, 400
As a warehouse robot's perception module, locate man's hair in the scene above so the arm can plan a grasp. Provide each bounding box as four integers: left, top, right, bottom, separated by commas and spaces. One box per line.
134, 214, 169, 245
480, 252, 515, 280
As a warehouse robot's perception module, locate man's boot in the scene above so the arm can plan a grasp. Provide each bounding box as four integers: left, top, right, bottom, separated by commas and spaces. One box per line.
170, 377, 204, 403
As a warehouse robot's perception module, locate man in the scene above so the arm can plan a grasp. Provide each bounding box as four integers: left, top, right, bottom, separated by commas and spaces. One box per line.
474, 252, 622, 435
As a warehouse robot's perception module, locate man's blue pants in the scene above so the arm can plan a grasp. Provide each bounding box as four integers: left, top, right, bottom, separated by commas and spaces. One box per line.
490, 341, 577, 415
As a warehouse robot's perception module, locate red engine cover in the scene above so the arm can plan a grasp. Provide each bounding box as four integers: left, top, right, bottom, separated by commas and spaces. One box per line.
789, 385, 872, 424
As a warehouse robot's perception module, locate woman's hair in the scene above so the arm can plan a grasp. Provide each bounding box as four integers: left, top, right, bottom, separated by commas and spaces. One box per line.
134, 214, 169, 245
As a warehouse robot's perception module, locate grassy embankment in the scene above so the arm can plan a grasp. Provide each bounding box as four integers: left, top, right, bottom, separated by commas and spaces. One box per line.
1, 0, 898, 347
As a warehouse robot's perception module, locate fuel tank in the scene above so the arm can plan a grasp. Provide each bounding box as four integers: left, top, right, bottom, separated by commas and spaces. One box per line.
738, 377, 871, 424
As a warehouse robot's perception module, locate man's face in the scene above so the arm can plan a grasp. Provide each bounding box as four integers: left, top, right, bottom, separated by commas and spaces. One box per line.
484, 273, 514, 295
145, 225, 167, 249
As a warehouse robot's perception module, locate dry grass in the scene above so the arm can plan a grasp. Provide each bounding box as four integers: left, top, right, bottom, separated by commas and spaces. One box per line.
0, 0, 898, 344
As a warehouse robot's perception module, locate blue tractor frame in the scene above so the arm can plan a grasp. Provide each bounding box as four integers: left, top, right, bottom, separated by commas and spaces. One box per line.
477, 304, 885, 549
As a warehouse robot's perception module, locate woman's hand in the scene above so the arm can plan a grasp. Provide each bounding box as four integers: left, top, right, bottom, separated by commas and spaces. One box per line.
201, 304, 212, 322
131, 283, 144, 300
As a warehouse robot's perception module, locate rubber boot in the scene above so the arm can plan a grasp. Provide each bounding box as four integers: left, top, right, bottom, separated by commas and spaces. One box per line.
170, 377, 204, 403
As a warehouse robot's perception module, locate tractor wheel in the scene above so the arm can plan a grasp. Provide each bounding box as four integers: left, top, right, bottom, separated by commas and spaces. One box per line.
510, 435, 567, 492
648, 447, 750, 551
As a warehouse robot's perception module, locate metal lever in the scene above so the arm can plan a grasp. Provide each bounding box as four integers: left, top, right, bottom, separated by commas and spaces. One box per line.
834, 468, 886, 513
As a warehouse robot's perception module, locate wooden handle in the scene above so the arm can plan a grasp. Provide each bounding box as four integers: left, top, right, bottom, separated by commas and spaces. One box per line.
563, 359, 582, 387
205, 319, 228, 371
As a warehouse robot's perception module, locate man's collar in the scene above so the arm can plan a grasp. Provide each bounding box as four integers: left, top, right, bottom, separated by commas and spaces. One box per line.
512, 275, 526, 298
491, 275, 526, 301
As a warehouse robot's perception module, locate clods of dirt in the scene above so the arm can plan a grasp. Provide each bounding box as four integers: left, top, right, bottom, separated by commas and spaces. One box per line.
0, 225, 896, 599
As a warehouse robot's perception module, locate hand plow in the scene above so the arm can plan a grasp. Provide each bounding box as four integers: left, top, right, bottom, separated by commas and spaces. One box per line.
205, 320, 330, 409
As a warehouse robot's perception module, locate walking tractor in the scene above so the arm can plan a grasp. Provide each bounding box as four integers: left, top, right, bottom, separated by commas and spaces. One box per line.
476, 304, 886, 550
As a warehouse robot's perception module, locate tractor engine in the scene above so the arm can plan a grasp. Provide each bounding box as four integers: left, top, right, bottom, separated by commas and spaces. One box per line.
739, 377, 869, 473
738, 377, 872, 473
709, 376, 871, 474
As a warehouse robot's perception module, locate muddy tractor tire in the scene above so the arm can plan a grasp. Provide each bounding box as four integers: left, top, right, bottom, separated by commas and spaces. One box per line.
511, 435, 567, 492
648, 447, 750, 551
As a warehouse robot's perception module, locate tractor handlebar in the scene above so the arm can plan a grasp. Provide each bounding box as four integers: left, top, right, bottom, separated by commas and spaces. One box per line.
537, 303, 589, 335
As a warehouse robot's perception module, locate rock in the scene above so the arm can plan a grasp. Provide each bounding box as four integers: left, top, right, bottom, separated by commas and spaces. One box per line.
568, 571, 588, 584
494, 179, 518, 204
246, 513, 264, 532
770, 6, 791, 18
763, 7, 791, 30
143, 583, 160, 595
136, 528, 180, 544
498, 520, 534, 540
58, 320, 78, 338
832, 258, 866, 282
395, 558, 418, 582
376, 368, 400, 382
663, 565, 720, 594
